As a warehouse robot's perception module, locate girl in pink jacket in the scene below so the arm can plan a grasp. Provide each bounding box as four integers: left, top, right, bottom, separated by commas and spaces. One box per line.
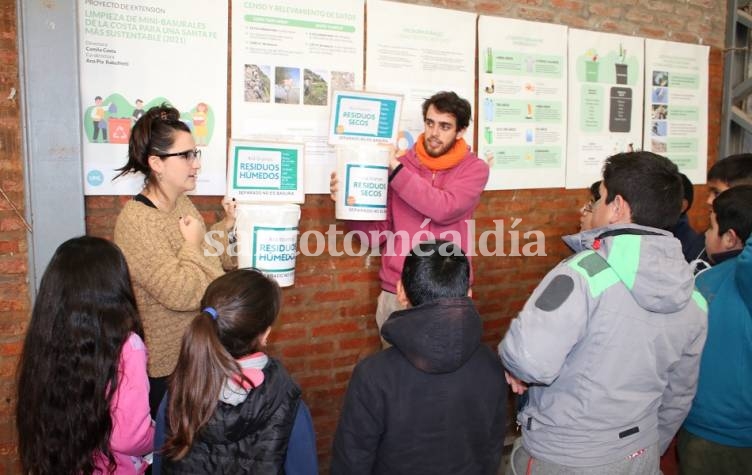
16, 236, 154, 474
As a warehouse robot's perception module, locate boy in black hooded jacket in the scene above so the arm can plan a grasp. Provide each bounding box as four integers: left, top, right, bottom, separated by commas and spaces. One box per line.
331, 240, 507, 475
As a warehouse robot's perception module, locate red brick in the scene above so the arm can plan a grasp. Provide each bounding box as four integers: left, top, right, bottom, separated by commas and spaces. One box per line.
0, 217, 24, 232
0, 256, 25, 274
516, 6, 556, 23
281, 341, 335, 359
477, 2, 515, 14
0, 240, 18, 253
0, 358, 17, 379
638, 26, 668, 39
551, 0, 583, 11
312, 288, 356, 303
312, 321, 362, 337
296, 374, 334, 390
309, 354, 359, 371
339, 303, 376, 318
339, 335, 380, 351
293, 273, 333, 286
638, 0, 675, 13
335, 271, 378, 284
559, 14, 590, 29
271, 325, 307, 342
0, 300, 26, 312
0, 341, 21, 357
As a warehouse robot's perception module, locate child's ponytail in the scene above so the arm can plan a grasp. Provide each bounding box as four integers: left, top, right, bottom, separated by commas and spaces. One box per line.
161, 269, 281, 460
162, 308, 241, 460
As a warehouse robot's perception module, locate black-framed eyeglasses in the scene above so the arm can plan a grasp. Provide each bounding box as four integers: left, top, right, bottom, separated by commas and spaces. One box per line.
155, 148, 201, 161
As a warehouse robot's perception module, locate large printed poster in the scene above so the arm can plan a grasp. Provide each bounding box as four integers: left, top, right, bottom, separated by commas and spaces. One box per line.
478, 16, 567, 190
643, 39, 709, 185
79, 0, 228, 195
231, 0, 364, 194
366, 0, 476, 156
566, 30, 644, 189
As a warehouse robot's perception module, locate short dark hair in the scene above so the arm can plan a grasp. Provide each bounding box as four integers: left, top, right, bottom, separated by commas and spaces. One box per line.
589, 181, 601, 202
422, 91, 471, 131
401, 240, 469, 306
602, 151, 683, 230
713, 185, 752, 243
679, 173, 694, 214
707, 153, 752, 186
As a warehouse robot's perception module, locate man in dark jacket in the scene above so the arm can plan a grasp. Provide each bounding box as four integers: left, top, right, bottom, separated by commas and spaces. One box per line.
331, 240, 507, 475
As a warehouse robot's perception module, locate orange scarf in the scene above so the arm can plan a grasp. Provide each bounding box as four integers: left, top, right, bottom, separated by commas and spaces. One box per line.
415, 134, 468, 171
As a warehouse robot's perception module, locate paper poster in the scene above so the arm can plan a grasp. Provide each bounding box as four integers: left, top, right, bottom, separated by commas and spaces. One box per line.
478, 16, 568, 190
230, 0, 364, 194
643, 39, 709, 185
329, 90, 402, 145
227, 140, 305, 203
566, 29, 645, 189
366, 0, 476, 156
79, 0, 228, 195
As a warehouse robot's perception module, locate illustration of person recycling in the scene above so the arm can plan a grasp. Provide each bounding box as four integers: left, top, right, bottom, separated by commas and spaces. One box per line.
193, 102, 209, 146
91, 96, 108, 143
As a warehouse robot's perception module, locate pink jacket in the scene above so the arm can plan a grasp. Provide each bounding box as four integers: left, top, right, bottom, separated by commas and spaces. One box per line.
94, 333, 155, 474
347, 147, 489, 293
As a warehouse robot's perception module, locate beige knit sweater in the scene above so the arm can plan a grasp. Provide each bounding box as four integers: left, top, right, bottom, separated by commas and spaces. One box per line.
114, 195, 234, 377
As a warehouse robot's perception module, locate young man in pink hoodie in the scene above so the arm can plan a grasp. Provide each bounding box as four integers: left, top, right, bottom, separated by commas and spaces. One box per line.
330, 91, 489, 345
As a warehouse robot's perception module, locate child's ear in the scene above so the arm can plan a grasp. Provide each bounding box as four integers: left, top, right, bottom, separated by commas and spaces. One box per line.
723, 228, 744, 251
467, 287, 473, 298
396, 280, 410, 308
611, 194, 632, 224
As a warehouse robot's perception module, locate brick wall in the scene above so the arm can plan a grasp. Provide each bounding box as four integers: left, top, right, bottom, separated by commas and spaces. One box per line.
4, 0, 726, 473
0, 0, 28, 472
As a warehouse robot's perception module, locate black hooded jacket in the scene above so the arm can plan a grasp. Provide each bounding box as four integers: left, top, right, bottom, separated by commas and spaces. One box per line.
331, 297, 507, 475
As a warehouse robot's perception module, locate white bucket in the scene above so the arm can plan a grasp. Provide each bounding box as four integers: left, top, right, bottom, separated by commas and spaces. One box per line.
235, 203, 301, 287
335, 144, 390, 221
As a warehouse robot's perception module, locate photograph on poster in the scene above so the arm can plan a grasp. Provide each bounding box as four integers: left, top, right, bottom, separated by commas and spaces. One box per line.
652, 104, 668, 120
652, 70, 669, 87
274, 67, 301, 105
652, 86, 668, 104
651, 120, 668, 137
331, 71, 356, 91
244, 64, 271, 103
651, 138, 667, 152
303, 69, 329, 106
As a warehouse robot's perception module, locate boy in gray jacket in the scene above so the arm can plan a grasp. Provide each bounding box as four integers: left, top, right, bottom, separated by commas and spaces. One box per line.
500, 151, 708, 474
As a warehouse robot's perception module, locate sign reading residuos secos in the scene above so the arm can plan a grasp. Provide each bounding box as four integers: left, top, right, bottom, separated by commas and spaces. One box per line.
227, 140, 305, 203
329, 90, 403, 145
327, 90, 399, 221
335, 144, 391, 221
78, 0, 228, 195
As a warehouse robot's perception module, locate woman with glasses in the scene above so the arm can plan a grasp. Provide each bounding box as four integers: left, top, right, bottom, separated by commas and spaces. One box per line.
114, 104, 237, 417
579, 180, 601, 232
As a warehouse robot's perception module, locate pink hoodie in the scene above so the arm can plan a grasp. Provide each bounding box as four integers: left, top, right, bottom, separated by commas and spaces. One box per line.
94, 333, 155, 474
347, 146, 489, 292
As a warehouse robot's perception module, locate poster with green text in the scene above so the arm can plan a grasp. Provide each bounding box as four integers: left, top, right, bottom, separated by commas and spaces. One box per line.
79, 0, 228, 195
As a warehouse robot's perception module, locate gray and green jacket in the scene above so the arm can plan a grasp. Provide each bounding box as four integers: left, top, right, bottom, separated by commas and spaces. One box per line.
500, 224, 708, 467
